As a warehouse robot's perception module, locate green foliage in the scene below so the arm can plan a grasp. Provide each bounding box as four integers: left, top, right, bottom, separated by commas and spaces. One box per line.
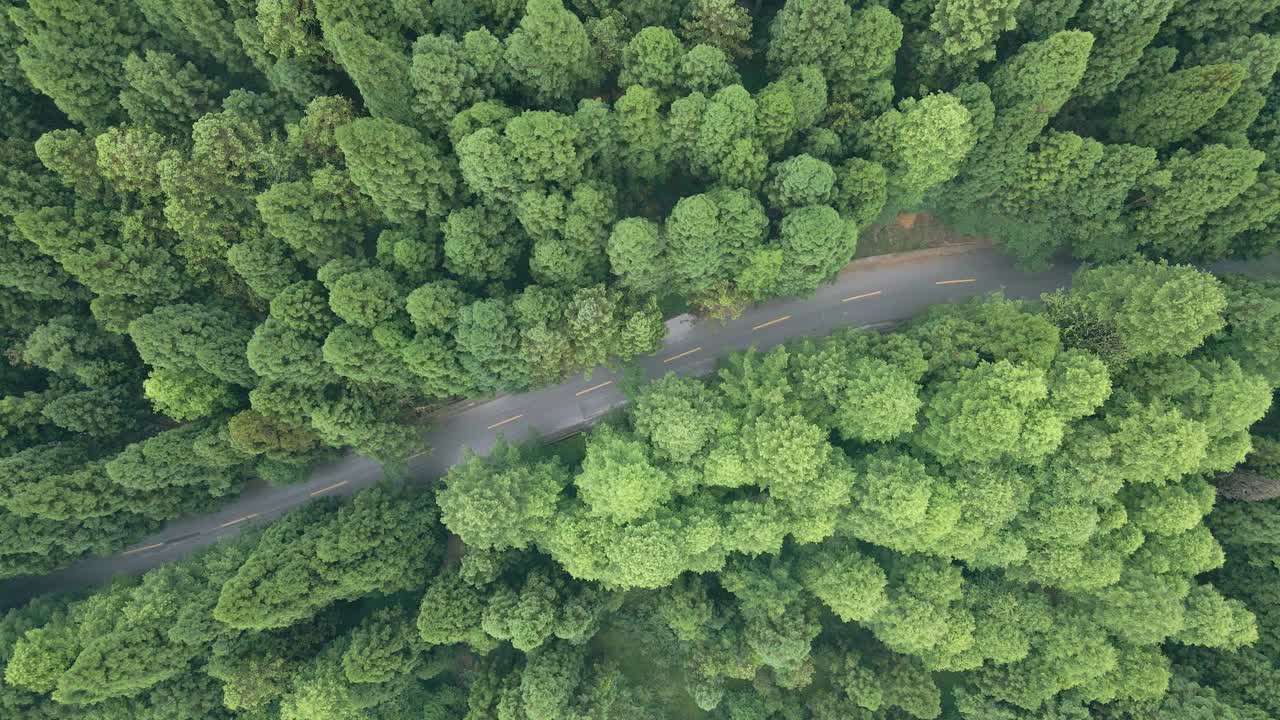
946, 30, 1094, 206
410, 30, 506, 135
1072, 0, 1175, 103
120, 50, 227, 135
437, 442, 567, 551
326, 21, 415, 126
1112, 63, 1246, 148
1, 7, 1279, 720
214, 486, 441, 630
504, 0, 598, 105
9, 0, 148, 128
1063, 259, 1227, 359
336, 117, 458, 222
864, 92, 977, 211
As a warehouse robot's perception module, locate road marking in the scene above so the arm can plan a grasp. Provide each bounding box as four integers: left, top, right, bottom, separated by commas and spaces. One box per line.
663, 346, 703, 363
408, 449, 429, 460
487, 414, 524, 430
936, 278, 977, 285
842, 290, 882, 303
752, 314, 792, 331
575, 380, 613, 397
217, 513, 259, 529
309, 480, 348, 497
121, 542, 164, 556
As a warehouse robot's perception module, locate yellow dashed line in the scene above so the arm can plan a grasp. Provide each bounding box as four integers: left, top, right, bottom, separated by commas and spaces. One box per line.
309, 480, 349, 497
121, 542, 164, 556
842, 290, 882, 302
935, 278, 977, 285
217, 514, 259, 529
752, 315, 792, 331
575, 380, 614, 397
486, 414, 525, 430
663, 346, 703, 363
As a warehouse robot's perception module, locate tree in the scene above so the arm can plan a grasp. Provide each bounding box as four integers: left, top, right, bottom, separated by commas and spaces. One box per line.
342, 605, 429, 683
946, 31, 1094, 205
620, 26, 684, 97
337, 117, 458, 223
631, 374, 725, 463
1064, 260, 1227, 359
9, 0, 149, 127
765, 154, 836, 212
129, 303, 257, 388
615, 85, 673, 184
1131, 145, 1265, 262
133, 0, 256, 74
1111, 64, 1246, 148
410, 29, 506, 135
119, 50, 227, 135
436, 442, 567, 550
1071, 0, 1175, 103
912, 360, 1057, 464
775, 204, 858, 296
665, 189, 768, 296
607, 218, 665, 295
325, 21, 416, 125
905, 0, 1023, 91
257, 167, 380, 268
143, 368, 238, 421
106, 422, 246, 496
677, 44, 740, 95
214, 486, 441, 630
1211, 275, 1280, 386
325, 268, 403, 328
766, 0, 851, 82
679, 0, 752, 60
159, 111, 276, 283
228, 237, 304, 300
833, 157, 889, 227
522, 183, 616, 288
504, 0, 597, 105
453, 298, 529, 391
405, 280, 468, 334
757, 65, 828, 155
797, 539, 887, 622
863, 92, 976, 211
575, 424, 674, 523
442, 205, 524, 285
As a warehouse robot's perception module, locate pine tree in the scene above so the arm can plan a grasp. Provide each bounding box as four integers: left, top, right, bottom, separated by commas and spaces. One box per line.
1111, 63, 1246, 148
945, 30, 1094, 205
503, 0, 598, 106
326, 21, 416, 126
1070, 0, 1175, 104
9, 0, 153, 128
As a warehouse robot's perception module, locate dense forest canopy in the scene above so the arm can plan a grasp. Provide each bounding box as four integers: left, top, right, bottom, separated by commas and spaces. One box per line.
2, 0, 1280, 573
3, 263, 1280, 720
1, 0, 1280, 718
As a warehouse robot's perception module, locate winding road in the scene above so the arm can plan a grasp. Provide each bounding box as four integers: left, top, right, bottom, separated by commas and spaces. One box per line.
2, 245, 1275, 607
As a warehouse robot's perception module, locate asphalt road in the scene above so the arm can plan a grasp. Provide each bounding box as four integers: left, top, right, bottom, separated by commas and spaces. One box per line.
2, 246, 1275, 607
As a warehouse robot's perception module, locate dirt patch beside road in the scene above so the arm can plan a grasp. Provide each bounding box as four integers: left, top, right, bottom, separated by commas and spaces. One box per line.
854, 210, 992, 258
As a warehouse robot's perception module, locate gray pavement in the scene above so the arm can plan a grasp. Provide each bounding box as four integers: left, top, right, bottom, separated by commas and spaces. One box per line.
2, 246, 1274, 607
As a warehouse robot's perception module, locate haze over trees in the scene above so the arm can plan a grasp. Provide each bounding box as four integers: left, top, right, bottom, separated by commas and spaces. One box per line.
3, 261, 1279, 720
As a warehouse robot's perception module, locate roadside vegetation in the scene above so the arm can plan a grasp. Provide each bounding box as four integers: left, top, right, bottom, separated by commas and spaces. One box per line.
4, 262, 1280, 719
2, 0, 1280, 718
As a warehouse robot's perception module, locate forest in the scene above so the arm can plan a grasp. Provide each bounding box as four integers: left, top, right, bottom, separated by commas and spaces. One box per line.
3, 263, 1280, 719
1, 0, 1280, 717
